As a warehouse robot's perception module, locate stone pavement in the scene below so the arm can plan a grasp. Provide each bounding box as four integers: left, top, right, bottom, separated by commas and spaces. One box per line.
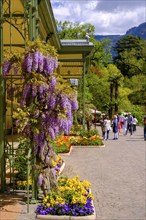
61, 126, 146, 220
0, 126, 145, 220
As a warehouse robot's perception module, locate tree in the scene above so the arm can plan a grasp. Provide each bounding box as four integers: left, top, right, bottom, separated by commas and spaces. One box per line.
86, 68, 110, 113
3, 38, 78, 196
114, 35, 145, 77
56, 20, 95, 40
125, 75, 146, 106
107, 64, 123, 116
90, 39, 112, 68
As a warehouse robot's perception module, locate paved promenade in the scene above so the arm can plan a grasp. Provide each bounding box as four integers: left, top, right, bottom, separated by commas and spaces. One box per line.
1, 126, 145, 220
61, 126, 146, 220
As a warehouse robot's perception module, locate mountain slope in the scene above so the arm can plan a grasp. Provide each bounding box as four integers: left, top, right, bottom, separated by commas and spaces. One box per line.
126, 22, 146, 39
94, 22, 146, 41
94, 22, 146, 57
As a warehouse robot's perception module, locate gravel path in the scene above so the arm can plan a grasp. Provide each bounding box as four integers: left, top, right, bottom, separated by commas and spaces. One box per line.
15, 126, 145, 220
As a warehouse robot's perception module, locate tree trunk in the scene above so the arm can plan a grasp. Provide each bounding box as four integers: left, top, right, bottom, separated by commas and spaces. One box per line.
109, 83, 113, 118
115, 82, 118, 113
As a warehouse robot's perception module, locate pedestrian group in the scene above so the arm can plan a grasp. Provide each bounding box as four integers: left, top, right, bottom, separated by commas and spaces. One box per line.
100, 112, 142, 141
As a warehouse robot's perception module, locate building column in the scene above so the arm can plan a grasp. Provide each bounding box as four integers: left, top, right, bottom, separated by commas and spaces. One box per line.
28, 0, 39, 202
0, 0, 6, 193
82, 54, 86, 129
28, 0, 38, 40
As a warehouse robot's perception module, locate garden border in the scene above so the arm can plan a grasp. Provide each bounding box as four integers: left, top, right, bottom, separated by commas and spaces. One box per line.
59, 144, 105, 156
36, 199, 96, 220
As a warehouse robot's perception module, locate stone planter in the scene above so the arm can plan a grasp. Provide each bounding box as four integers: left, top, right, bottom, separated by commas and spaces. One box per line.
57, 161, 65, 176
36, 200, 96, 220
59, 144, 105, 157
72, 145, 105, 148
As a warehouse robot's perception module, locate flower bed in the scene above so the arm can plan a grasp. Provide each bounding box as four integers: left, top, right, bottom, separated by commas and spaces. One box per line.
53, 136, 71, 154
53, 135, 103, 154
35, 176, 96, 219
70, 135, 103, 146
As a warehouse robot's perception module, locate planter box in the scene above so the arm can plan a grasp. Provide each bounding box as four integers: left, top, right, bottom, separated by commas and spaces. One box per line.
36, 200, 96, 220
57, 161, 65, 175
59, 146, 73, 156
72, 145, 105, 148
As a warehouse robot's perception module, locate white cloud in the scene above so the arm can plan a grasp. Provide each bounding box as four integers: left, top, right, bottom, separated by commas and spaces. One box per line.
53, 6, 70, 17
50, 0, 146, 35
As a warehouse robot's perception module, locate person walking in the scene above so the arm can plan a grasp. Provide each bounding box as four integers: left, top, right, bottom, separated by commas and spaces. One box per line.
132, 115, 138, 133
112, 115, 118, 140
100, 114, 106, 138
124, 114, 128, 135
104, 116, 112, 140
143, 116, 146, 141
127, 113, 133, 135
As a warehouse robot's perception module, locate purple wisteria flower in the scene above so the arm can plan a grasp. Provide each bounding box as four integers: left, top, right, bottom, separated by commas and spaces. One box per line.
49, 76, 56, 91
22, 53, 33, 73
33, 51, 39, 71
3, 60, 12, 76
48, 127, 55, 140
38, 52, 44, 72
38, 174, 43, 186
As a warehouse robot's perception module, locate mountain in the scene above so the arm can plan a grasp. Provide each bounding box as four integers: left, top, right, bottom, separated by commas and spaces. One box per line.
94, 22, 146, 56
94, 22, 146, 41
126, 22, 146, 39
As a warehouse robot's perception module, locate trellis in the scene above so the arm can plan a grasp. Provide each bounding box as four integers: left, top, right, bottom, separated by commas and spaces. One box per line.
0, 0, 39, 197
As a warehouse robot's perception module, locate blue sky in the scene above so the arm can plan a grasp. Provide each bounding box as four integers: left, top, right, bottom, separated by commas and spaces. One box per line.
50, 0, 146, 35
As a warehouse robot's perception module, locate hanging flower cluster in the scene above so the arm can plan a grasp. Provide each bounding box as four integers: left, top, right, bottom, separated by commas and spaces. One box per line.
3, 39, 78, 158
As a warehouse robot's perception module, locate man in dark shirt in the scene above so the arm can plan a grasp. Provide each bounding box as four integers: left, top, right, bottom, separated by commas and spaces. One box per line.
143, 116, 146, 141
127, 113, 133, 135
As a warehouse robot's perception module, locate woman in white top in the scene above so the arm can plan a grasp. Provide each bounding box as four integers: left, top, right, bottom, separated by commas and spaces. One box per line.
132, 115, 138, 132
124, 115, 128, 135
104, 116, 111, 140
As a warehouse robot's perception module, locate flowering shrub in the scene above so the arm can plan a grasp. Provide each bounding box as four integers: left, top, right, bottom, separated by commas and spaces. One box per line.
70, 135, 103, 146
51, 154, 64, 176
53, 134, 103, 153
16, 178, 32, 190
69, 124, 83, 136
35, 176, 94, 216
53, 136, 71, 153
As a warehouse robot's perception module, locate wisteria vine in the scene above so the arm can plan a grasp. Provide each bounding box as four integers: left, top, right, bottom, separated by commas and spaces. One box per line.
3, 39, 78, 193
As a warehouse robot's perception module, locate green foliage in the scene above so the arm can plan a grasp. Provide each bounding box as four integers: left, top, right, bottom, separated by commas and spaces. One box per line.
90, 39, 112, 67
56, 20, 95, 39
79, 128, 99, 138
13, 138, 31, 181
53, 142, 70, 154
124, 75, 146, 106
114, 35, 146, 77
56, 20, 145, 119
130, 105, 144, 125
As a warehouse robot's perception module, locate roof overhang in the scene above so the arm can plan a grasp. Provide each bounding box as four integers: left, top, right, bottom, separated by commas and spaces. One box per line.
38, 0, 61, 50
60, 40, 94, 55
